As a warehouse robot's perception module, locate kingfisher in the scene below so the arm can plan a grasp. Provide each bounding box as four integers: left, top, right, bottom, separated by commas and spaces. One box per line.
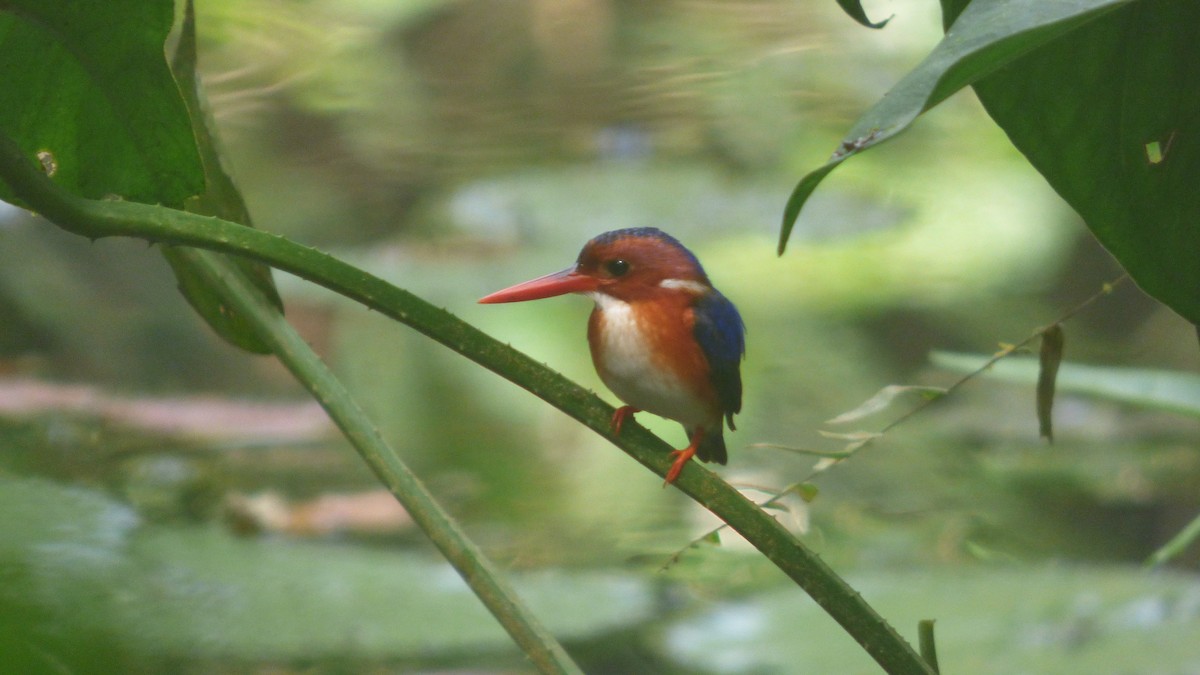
479, 227, 745, 484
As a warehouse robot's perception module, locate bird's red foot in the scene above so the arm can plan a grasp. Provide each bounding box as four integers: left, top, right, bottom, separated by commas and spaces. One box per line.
664, 446, 696, 485
610, 406, 640, 435
664, 430, 703, 486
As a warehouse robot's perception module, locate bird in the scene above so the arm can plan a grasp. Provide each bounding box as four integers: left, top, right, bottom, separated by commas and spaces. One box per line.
479, 227, 745, 484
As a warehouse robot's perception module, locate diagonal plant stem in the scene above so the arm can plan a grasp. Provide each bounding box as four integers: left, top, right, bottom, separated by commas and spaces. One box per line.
166, 247, 583, 674
0, 133, 935, 675
1146, 508, 1200, 567
865, 275, 1128, 437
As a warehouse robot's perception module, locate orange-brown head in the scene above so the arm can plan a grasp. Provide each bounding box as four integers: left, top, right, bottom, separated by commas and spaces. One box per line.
478, 228, 712, 305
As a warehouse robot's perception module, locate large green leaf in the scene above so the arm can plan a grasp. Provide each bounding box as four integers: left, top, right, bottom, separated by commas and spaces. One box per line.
0, 0, 203, 205
779, 0, 1134, 244
0, 0, 280, 353
968, 0, 1200, 325
785, 0, 1200, 325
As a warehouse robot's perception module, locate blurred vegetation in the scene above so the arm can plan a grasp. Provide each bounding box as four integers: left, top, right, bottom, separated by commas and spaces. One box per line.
1, 0, 1199, 672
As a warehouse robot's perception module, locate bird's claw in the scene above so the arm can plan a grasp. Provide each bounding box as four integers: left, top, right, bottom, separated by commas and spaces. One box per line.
663, 446, 696, 486
610, 406, 640, 435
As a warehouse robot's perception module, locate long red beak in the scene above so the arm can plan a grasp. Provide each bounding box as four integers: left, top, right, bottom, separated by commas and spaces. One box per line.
478, 267, 600, 304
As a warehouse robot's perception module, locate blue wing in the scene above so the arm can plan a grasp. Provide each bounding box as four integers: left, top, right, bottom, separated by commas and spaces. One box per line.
692, 290, 745, 428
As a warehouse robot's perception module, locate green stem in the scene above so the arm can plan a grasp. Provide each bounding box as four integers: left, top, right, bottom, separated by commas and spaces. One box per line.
918, 620, 940, 674
0, 133, 934, 675
168, 247, 582, 675
1146, 509, 1200, 567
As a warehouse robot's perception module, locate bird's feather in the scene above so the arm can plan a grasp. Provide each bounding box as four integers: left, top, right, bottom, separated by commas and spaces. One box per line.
696, 428, 728, 464
692, 290, 745, 428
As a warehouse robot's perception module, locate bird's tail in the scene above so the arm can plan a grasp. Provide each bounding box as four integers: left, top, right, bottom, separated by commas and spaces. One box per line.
696, 428, 728, 465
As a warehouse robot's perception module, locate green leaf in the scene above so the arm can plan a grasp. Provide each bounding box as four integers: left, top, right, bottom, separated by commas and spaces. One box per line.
817, 430, 883, 445
791, 482, 820, 504
827, 385, 948, 425
749, 442, 858, 458
779, 0, 1136, 254
834, 0, 892, 29
970, 0, 1200, 325
0, 0, 279, 354
0, 0, 204, 206
1036, 325, 1064, 442
162, 0, 282, 353
170, 0, 252, 227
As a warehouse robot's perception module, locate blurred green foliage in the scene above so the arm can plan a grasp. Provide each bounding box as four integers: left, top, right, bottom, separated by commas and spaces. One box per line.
1, 0, 1199, 672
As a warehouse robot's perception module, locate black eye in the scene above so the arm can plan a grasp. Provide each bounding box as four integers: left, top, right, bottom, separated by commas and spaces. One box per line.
604, 259, 630, 277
